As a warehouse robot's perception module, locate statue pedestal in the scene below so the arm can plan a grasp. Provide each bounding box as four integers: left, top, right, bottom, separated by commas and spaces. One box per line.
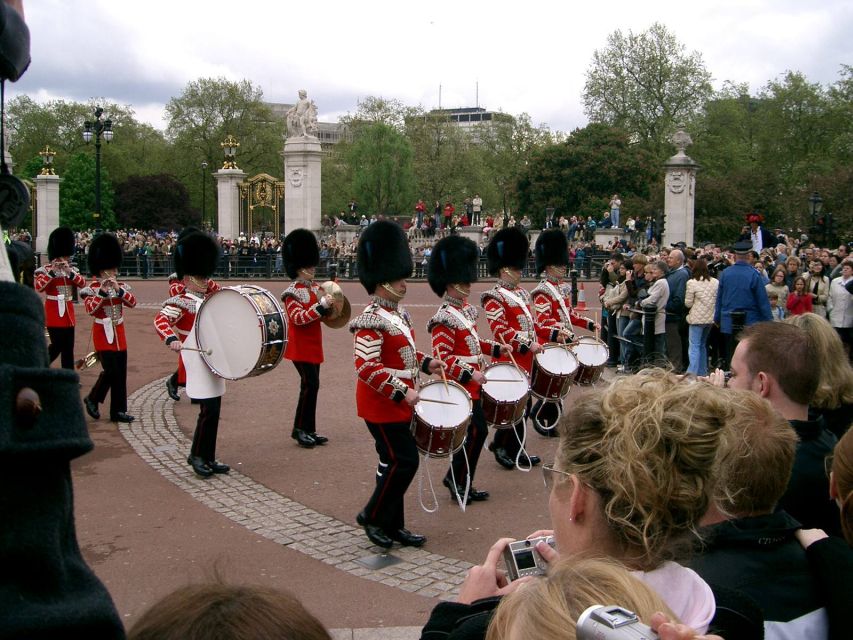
663, 149, 699, 247
215, 168, 246, 240
458, 225, 485, 248
594, 228, 628, 248
335, 224, 361, 247
284, 137, 323, 234
35, 174, 60, 255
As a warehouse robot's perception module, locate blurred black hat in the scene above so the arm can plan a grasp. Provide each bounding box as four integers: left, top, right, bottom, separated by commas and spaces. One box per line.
87, 233, 123, 276
534, 229, 569, 275
282, 228, 319, 279
428, 235, 479, 297
730, 240, 753, 254
357, 221, 412, 294
487, 227, 528, 276
47, 227, 75, 261
174, 231, 219, 279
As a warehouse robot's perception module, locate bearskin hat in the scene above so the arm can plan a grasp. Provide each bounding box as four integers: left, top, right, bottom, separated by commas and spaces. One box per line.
486, 227, 528, 276
282, 228, 320, 279
427, 235, 479, 297
534, 229, 569, 275
47, 226, 75, 261
357, 221, 412, 294
87, 233, 123, 276
174, 231, 219, 279
177, 226, 201, 242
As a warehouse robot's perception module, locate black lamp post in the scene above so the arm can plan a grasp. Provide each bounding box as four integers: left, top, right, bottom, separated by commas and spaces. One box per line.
201, 161, 208, 227
808, 191, 823, 237
82, 107, 113, 223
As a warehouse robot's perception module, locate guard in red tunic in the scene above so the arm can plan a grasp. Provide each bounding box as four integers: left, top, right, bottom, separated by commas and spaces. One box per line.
281, 228, 333, 448
34, 227, 86, 369
530, 229, 599, 435
81, 233, 137, 423
350, 221, 445, 549
154, 232, 228, 479
427, 235, 506, 504
481, 227, 544, 469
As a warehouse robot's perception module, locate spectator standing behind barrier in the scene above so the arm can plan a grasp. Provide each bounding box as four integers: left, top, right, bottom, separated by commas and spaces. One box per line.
827, 259, 853, 360
684, 259, 718, 376
804, 260, 830, 319
786, 276, 813, 316
664, 249, 690, 373
609, 193, 621, 229
642, 261, 670, 362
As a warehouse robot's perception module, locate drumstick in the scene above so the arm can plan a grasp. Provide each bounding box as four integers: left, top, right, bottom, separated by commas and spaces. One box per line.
499, 338, 521, 372
594, 310, 600, 342
483, 378, 523, 383
419, 397, 457, 406
434, 346, 450, 393
182, 347, 213, 355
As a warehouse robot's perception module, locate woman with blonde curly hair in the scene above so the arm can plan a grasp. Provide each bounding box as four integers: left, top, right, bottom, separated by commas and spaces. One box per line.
785, 312, 853, 438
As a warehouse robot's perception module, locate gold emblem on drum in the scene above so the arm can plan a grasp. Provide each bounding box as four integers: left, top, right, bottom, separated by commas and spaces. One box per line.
268, 318, 281, 337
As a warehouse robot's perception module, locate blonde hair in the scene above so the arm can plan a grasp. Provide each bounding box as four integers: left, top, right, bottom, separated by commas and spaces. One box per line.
556, 369, 732, 569
784, 313, 853, 409
832, 429, 853, 546
486, 557, 675, 640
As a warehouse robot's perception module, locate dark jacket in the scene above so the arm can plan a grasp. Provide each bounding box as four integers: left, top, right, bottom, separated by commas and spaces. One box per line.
714, 260, 773, 333
665, 265, 690, 321
740, 227, 778, 253
802, 536, 853, 640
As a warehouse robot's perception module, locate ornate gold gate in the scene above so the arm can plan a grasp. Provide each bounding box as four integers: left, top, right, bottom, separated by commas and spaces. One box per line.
238, 173, 285, 238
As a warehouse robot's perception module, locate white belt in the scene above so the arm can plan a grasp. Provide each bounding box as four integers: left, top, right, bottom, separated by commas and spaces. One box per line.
456, 355, 481, 364
95, 317, 123, 326
46, 295, 65, 300
175, 328, 190, 336
387, 367, 418, 379
46, 294, 68, 318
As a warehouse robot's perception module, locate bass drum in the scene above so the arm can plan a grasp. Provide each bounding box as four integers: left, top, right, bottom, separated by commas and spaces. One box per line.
411, 380, 472, 458
196, 285, 286, 380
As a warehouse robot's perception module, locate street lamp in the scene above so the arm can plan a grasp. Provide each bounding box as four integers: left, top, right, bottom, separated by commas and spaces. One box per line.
82, 107, 113, 223
201, 161, 208, 227
808, 191, 823, 232
38, 145, 56, 175
220, 134, 240, 170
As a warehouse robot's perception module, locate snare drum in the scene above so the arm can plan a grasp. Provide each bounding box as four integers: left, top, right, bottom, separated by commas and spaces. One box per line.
530, 344, 579, 400
195, 285, 286, 380
411, 380, 472, 458
572, 337, 609, 385
480, 363, 530, 429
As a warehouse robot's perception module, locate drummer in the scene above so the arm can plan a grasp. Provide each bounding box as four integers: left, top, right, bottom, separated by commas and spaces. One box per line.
349, 221, 445, 549
481, 227, 543, 470
530, 229, 600, 435
154, 231, 229, 479
427, 236, 508, 505
281, 228, 334, 449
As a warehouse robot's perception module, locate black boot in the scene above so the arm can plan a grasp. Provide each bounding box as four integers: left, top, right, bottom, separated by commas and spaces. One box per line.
309, 432, 328, 445
206, 460, 230, 474
166, 376, 180, 401
291, 429, 316, 448
488, 442, 515, 469
84, 396, 100, 420
187, 455, 213, 478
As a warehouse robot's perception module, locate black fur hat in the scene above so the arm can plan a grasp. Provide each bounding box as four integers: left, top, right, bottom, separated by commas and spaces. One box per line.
534, 229, 569, 275
282, 228, 319, 279
427, 235, 479, 297
357, 221, 412, 294
87, 233, 123, 276
47, 226, 75, 261
177, 226, 201, 243
174, 231, 219, 279
486, 227, 528, 276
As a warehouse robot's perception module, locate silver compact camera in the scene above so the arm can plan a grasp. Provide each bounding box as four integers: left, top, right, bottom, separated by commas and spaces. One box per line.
577, 605, 657, 639
502, 535, 555, 581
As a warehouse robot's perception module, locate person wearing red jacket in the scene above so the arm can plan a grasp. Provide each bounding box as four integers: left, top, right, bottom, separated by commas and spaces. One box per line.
81, 233, 137, 423
427, 235, 507, 505
786, 276, 814, 316
154, 232, 228, 479
34, 226, 86, 369
480, 227, 543, 470
281, 228, 334, 448
530, 230, 599, 435
350, 221, 445, 549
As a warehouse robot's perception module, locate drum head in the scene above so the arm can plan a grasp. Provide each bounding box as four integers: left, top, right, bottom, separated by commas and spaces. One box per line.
414, 380, 471, 427
536, 345, 579, 375
482, 363, 528, 402
574, 340, 609, 367
197, 288, 263, 379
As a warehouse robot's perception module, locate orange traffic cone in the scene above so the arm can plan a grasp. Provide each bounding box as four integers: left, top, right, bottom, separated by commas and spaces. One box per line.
576, 283, 587, 310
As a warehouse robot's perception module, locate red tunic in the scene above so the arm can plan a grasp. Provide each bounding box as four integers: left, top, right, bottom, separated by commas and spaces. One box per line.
282, 280, 325, 364
531, 277, 593, 341
81, 279, 137, 351
428, 298, 499, 401
350, 300, 430, 424
154, 283, 218, 385
481, 284, 542, 374
34, 265, 86, 327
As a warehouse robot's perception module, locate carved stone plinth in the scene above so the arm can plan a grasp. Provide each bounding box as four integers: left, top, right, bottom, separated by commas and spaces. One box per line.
663, 126, 699, 247
283, 138, 323, 234
35, 174, 60, 255
215, 168, 246, 240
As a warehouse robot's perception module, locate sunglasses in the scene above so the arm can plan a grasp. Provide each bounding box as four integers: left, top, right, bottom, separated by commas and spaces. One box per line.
542, 463, 572, 491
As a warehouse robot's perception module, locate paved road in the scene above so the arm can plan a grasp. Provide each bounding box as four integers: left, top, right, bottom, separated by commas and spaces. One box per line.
67, 279, 606, 634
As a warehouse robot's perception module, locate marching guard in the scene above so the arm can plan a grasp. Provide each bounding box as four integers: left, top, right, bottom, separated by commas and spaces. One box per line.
81, 233, 137, 423
154, 231, 229, 479
427, 235, 506, 504
481, 227, 543, 469
350, 221, 444, 549
281, 228, 333, 448
530, 229, 599, 434
34, 226, 86, 369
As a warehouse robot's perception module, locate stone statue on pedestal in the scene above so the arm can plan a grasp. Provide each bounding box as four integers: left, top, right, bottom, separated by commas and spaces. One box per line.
286, 90, 318, 139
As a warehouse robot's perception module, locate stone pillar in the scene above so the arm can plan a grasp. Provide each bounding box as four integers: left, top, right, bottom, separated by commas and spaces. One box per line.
663, 126, 699, 247
35, 174, 60, 255
214, 168, 246, 241
458, 226, 485, 249
283, 137, 323, 234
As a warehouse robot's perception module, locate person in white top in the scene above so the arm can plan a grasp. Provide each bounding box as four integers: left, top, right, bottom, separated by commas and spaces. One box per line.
685, 258, 719, 376
827, 259, 853, 357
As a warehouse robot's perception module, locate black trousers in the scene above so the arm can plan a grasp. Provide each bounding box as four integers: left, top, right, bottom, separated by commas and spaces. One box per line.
447, 400, 488, 486
88, 350, 128, 417
492, 396, 533, 457
47, 326, 75, 370
292, 361, 320, 434
191, 396, 222, 461
363, 420, 419, 533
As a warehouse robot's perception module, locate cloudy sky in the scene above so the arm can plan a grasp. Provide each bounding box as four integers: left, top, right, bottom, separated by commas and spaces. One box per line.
13, 0, 852, 133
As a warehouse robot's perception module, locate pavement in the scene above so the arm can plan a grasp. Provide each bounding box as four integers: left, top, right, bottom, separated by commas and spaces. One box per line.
66, 278, 607, 636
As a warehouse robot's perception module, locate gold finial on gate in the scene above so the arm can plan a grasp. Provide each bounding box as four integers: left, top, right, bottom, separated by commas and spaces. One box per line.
39, 145, 57, 175
221, 134, 240, 170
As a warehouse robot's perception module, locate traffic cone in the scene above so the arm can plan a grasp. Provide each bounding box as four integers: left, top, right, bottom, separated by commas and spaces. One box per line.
576, 283, 587, 310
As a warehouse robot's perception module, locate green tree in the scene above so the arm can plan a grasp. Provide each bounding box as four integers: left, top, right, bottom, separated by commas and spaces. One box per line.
345, 122, 415, 215
583, 22, 713, 153
406, 111, 471, 207
114, 174, 197, 229
59, 153, 116, 229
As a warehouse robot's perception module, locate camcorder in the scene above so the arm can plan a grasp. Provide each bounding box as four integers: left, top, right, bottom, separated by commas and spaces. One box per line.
501, 535, 555, 581
576, 605, 657, 639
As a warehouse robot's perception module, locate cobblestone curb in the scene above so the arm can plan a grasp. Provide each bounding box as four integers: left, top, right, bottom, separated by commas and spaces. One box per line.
122, 378, 473, 599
